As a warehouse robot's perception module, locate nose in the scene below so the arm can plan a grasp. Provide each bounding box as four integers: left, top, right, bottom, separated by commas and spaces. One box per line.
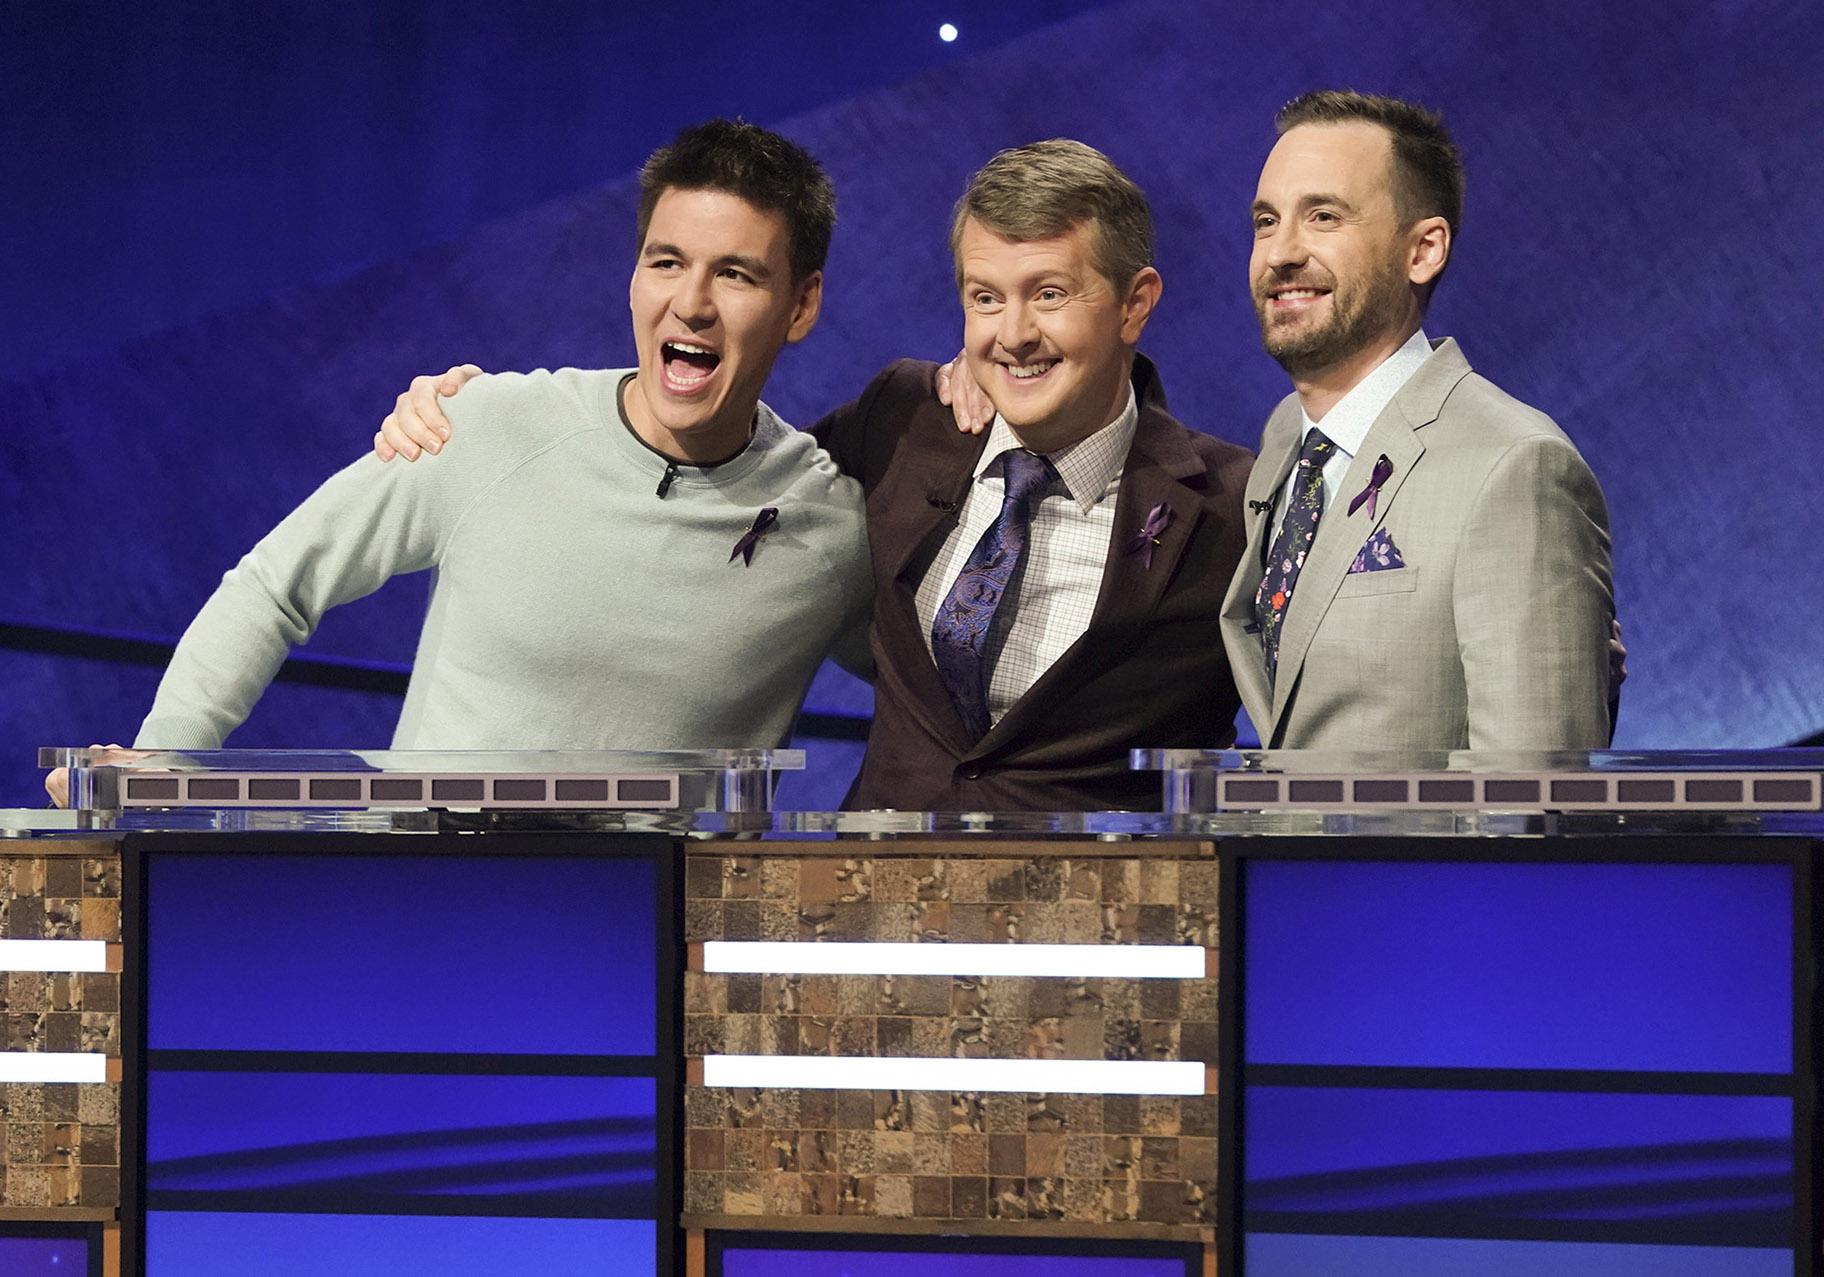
995, 299, 1040, 354
671, 268, 717, 329
1261, 220, 1307, 272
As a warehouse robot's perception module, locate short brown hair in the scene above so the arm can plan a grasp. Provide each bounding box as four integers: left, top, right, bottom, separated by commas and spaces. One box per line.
949, 139, 1154, 291
1276, 90, 1464, 239
637, 119, 836, 283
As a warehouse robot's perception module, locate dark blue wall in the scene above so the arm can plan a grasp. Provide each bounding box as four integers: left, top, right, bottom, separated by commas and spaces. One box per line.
5, 0, 1820, 805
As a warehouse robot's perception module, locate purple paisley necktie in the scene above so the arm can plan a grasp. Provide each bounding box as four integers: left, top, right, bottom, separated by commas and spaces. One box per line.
930, 447, 1056, 740
1253, 427, 1337, 686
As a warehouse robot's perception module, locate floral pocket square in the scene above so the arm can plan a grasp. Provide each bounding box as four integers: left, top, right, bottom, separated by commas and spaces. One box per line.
1348, 528, 1406, 574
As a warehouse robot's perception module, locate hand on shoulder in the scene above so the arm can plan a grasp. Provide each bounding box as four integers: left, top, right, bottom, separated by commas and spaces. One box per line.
375, 364, 485, 462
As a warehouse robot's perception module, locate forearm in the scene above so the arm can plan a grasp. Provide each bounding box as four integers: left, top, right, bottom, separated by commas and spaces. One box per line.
136, 456, 447, 748
135, 562, 307, 749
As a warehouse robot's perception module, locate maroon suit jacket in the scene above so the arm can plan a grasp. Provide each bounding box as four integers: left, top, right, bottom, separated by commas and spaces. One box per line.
811, 357, 1254, 812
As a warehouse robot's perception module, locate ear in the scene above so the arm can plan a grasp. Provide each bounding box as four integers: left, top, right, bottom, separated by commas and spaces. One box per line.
1407, 216, 1450, 287
1119, 266, 1164, 344
785, 270, 823, 344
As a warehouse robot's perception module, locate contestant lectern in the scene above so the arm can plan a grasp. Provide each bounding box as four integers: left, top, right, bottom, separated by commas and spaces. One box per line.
2, 746, 1817, 1275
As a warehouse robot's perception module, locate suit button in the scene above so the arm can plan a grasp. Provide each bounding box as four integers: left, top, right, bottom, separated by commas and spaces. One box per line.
960, 764, 983, 781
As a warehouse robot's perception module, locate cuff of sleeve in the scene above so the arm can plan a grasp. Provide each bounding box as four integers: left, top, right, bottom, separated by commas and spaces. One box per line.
133, 718, 225, 751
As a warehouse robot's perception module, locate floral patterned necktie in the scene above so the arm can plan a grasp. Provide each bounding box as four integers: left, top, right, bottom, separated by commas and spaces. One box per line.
930, 448, 1055, 740
1253, 428, 1337, 686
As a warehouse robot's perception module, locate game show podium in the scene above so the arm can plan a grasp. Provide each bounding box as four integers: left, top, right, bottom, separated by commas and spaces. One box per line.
3, 746, 1820, 1277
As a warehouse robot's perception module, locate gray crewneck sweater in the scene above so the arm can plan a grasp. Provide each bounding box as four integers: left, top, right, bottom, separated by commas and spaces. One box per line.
136, 368, 871, 750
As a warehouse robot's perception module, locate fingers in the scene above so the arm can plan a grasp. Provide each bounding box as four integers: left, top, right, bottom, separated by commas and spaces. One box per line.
935, 360, 954, 406
47, 745, 141, 809
371, 363, 476, 463
403, 374, 451, 451
378, 405, 421, 461
439, 363, 483, 396
954, 353, 993, 435
378, 375, 448, 462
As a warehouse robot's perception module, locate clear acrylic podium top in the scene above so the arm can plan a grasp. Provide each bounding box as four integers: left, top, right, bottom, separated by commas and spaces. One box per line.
1132, 746, 1824, 828
18, 745, 1824, 839
36, 746, 802, 831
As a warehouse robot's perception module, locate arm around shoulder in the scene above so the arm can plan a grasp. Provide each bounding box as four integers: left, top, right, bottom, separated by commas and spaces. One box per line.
1454, 433, 1614, 750
804, 361, 939, 483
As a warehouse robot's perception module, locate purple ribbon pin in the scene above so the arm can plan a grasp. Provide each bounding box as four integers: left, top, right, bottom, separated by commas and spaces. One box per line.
1123, 502, 1173, 568
1347, 454, 1395, 520
730, 507, 779, 565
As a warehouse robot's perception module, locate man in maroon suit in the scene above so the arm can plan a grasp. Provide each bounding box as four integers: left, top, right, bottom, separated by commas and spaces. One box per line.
805, 141, 1251, 810
377, 138, 1253, 811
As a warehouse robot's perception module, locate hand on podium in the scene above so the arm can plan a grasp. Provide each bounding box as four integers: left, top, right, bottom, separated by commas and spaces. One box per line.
44, 744, 143, 808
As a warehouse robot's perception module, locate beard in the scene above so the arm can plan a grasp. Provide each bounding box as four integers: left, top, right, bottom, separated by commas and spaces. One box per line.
1255, 255, 1412, 380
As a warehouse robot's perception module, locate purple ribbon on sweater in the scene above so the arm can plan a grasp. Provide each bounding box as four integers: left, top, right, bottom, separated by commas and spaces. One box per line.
730, 507, 779, 565
1346, 454, 1395, 520
1123, 502, 1173, 568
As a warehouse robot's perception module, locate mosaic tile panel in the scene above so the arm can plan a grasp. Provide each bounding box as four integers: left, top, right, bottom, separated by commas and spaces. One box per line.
684, 851, 1217, 1232
0, 845, 122, 1210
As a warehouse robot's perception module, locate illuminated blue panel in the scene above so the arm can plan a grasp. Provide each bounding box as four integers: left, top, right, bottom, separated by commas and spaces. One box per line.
1245, 1087, 1791, 1247
1244, 860, 1791, 1072
148, 853, 658, 1054
146, 1072, 654, 1216
144, 1212, 652, 1276
0, 1236, 90, 1272
721, 1247, 1189, 1276
1245, 1234, 1791, 1276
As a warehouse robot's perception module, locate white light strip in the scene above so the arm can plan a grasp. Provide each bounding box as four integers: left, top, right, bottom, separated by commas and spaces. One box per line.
703, 1054, 1204, 1096
0, 1053, 108, 1084
702, 941, 1205, 979
0, 940, 109, 973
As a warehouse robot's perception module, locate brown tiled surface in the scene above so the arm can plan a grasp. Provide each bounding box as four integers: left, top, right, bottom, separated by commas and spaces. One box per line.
0, 847, 122, 1209
684, 852, 1217, 1230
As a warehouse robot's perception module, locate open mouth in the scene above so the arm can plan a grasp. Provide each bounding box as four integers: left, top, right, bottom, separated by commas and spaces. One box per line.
998, 359, 1059, 383
1267, 286, 1331, 312
661, 340, 721, 393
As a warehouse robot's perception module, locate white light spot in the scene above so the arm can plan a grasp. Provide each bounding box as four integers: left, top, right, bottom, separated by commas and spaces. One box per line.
704, 940, 1205, 979
938, 22, 959, 42
705, 1055, 1205, 1096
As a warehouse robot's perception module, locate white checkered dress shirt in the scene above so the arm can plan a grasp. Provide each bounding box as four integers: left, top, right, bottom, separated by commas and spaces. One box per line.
915, 387, 1138, 727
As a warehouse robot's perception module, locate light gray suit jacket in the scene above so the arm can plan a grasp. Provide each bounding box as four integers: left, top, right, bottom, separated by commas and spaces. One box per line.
1219, 339, 1614, 751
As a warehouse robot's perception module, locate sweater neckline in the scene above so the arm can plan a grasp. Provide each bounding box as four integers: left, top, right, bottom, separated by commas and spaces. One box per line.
605, 372, 777, 490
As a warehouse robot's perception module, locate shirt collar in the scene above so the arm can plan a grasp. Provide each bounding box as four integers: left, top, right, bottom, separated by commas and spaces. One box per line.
1301, 328, 1432, 458
974, 382, 1138, 513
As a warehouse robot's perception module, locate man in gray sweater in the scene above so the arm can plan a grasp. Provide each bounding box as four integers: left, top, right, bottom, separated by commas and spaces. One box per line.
86, 121, 871, 764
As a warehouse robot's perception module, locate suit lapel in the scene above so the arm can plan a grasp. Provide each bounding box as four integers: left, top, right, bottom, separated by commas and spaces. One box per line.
879, 424, 990, 750
976, 395, 1207, 755
1266, 339, 1472, 738
1220, 395, 1303, 730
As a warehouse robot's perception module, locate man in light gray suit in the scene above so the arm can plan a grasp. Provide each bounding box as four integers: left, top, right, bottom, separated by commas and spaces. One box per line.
1220, 91, 1614, 751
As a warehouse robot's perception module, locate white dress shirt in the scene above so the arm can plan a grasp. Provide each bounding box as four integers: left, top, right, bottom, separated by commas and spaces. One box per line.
915, 386, 1138, 727
1267, 329, 1433, 548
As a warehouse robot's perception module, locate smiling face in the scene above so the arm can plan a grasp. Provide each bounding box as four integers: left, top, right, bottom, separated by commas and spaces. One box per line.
625, 186, 821, 462
957, 216, 1160, 455
1249, 121, 1439, 383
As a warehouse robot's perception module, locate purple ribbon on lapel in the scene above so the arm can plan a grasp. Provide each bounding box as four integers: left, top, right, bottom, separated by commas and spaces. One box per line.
1347, 454, 1395, 520
1123, 501, 1173, 569
730, 507, 779, 565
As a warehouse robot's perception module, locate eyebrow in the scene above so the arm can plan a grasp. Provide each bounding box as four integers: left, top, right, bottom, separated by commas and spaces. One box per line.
642, 242, 773, 280
1252, 193, 1360, 216
960, 270, 1073, 293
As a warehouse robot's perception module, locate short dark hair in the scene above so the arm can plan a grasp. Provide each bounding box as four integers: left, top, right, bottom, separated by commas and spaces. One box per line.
1276, 90, 1464, 241
950, 139, 1154, 291
636, 119, 836, 283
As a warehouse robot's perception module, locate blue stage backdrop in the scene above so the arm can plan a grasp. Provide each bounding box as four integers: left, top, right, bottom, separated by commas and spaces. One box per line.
4, 0, 1820, 805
